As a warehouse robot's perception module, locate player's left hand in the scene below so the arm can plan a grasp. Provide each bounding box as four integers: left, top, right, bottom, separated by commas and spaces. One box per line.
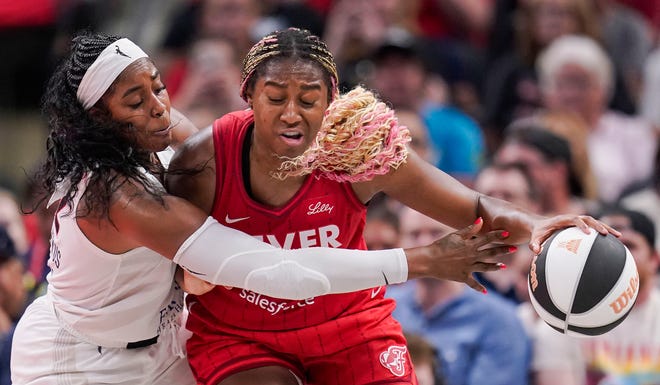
528, 214, 620, 254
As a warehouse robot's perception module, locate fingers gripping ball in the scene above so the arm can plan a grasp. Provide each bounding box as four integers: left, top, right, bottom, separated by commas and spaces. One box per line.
528, 227, 639, 336
275, 86, 411, 183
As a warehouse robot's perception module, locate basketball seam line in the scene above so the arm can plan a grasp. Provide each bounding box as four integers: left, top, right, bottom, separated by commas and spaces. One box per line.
561, 230, 598, 333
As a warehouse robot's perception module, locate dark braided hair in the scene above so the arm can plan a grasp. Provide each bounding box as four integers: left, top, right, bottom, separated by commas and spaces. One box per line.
240, 28, 339, 103
32, 31, 165, 219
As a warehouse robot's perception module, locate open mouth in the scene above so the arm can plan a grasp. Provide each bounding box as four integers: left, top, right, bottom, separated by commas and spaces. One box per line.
280, 132, 304, 145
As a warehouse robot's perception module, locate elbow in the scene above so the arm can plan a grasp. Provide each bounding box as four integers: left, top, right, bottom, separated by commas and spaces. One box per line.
243, 261, 332, 300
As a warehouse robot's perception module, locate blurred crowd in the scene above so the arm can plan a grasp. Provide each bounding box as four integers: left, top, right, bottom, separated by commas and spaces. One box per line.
0, 0, 659, 384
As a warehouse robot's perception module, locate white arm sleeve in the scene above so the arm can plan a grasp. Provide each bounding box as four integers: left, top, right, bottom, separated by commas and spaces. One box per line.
173, 217, 408, 299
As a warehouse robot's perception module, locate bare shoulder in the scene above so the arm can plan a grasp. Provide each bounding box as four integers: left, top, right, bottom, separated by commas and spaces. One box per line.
169, 108, 199, 148
167, 126, 217, 213
170, 125, 215, 170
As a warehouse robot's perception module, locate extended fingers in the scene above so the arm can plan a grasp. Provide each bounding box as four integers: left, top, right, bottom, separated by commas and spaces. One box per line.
478, 244, 517, 259
472, 230, 511, 249
581, 216, 621, 236
472, 261, 508, 272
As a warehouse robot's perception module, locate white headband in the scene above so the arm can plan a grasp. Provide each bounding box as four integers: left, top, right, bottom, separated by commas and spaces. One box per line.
76, 38, 148, 110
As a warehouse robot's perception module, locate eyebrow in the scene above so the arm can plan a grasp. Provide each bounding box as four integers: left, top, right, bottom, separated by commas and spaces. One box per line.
121, 70, 160, 98
263, 80, 322, 91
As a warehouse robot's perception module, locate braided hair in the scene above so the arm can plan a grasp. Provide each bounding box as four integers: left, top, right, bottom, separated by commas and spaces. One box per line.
33, 31, 164, 219
240, 28, 339, 103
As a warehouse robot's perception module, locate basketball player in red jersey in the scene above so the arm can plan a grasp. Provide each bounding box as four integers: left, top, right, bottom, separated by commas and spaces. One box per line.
167, 28, 617, 385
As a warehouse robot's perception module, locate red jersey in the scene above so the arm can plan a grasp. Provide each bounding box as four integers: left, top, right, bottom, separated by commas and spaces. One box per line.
188, 110, 391, 332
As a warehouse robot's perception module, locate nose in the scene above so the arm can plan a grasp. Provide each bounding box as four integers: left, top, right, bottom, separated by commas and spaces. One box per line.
151, 94, 167, 118
280, 100, 301, 125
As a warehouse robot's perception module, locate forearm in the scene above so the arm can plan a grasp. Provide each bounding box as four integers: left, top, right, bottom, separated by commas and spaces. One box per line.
174, 218, 408, 299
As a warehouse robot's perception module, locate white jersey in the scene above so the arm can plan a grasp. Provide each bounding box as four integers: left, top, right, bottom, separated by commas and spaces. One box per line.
46, 170, 181, 348
12, 149, 195, 385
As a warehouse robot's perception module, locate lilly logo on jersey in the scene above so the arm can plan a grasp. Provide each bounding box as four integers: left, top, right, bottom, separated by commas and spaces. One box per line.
307, 201, 334, 216
380, 345, 408, 377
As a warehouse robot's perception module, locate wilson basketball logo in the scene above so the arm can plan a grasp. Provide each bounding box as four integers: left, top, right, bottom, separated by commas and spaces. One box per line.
557, 238, 582, 254
379, 345, 407, 377
529, 255, 538, 291
609, 273, 639, 314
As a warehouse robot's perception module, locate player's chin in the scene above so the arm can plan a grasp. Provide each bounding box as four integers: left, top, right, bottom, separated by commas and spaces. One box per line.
142, 133, 173, 153
277, 141, 309, 158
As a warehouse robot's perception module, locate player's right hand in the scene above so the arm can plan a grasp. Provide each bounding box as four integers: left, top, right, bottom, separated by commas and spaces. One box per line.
406, 218, 516, 293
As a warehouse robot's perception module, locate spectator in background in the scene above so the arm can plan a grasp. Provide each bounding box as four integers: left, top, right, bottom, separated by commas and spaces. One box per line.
533, 207, 660, 385
474, 162, 541, 214
171, 37, 247, 128
614, 0, 660, 37
481, 0, 601, 153
322, 0, 418, 90
592, 0, 654, 107
397, 108, 438, 165
415, 0, 494, 45
0, 189, 28, 260
405, 332, 446, 385
532, 110, 600, 201
20, 175, 56, 302
620, 151, 660, 250
364, 202, 400, 252
0, 0, 57, 110
413, 0, 495, 118
493, 124, 594, 215
253, 0, 325, 39
640, 46, 660, 132
368, 34, 486, 186
0, 226, 28, 385
537, 34, 657, 203
388, 206, 531, 385
159, 0, 262, 97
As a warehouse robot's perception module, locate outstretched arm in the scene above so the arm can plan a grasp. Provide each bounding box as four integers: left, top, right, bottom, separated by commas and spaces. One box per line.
279, 86, 619, 257
358, 152, 618, 253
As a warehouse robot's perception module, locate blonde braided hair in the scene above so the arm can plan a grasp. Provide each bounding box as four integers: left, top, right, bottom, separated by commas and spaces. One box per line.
275, 86, 411, 183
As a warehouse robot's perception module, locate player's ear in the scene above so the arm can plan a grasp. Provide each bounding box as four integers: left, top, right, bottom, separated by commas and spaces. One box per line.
88, 105, 104, 120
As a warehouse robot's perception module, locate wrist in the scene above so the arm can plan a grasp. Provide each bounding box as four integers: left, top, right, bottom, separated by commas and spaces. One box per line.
404, 246, 431, 280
